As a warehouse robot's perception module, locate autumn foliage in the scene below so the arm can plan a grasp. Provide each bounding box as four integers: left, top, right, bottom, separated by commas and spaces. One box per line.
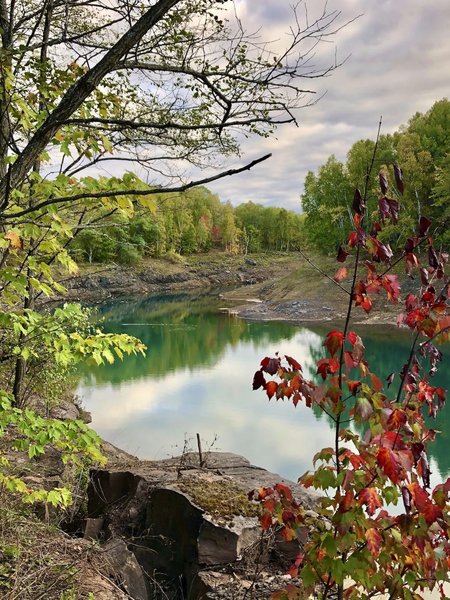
252, 159, 449, 599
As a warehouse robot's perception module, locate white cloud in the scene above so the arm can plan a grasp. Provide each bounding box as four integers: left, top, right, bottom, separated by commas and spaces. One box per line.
207, 0, 450, 210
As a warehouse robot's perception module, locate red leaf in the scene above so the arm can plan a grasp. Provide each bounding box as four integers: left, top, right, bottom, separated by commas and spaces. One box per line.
378, 196, 390, 221
348, 231, 358, 247
404, 238, 417, 252
418, 216, 431, 236
405, 252, 419, 275
359, 295, 373, 313
370, 373, 383, 392
340, 449, 364, 470
402, 486, 412, 514
260, 356, 280, 375
346, 380, 361, 396
422, 502, 443, 525
381, 274, 401, 303
420, 267, 429, 286
346, 331, 357, 346
394, 164, 404, 194
324, 330, 344, 357
333, 267, 348, 283
339, 489, 354, 512
359, 487, 382, 516
337, 246, 348, 262
287, 554, 304, 578
428, 246, 439, 269
381, 431, 405, 450
377, 447, 401, 483
274, 483, 294, 501
371, 222, 382, 237
379, 171, 389, 195
387, 198, 400, 224
285, 355, 302, 371
365, 527, 382, 557
344, 351, 356, 372
260, 511, 273, 530
252, 370, 266, 390
408, 482, 429, 511
316, 358, 339, 380
352, 188, 365, 214
387, 409, 407, 429
266, 381, 278, 399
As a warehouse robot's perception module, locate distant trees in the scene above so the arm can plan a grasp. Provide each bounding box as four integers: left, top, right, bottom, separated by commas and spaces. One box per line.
301, 99, 450, 253
71, 188, 306, 263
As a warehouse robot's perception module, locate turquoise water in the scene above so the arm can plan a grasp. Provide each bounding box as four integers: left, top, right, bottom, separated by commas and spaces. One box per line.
77, 291, 449, 484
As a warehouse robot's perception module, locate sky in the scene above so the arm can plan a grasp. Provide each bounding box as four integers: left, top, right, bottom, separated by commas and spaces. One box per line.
206, 0, 450, 213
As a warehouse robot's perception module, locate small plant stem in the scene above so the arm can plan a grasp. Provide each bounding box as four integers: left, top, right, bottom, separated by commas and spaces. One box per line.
196, 432, 204, 467
396, 330, 421, 405
321, 573, 333, 599
333, 119, 382, 600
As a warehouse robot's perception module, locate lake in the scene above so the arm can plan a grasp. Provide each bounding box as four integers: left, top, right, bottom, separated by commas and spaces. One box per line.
76, 291, 449, 486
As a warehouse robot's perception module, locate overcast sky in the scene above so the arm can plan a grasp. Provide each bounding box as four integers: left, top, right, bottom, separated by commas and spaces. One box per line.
206, 0, 450, 213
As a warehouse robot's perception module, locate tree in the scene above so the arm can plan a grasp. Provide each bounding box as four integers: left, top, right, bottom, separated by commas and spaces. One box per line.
0, 0, 349, 222
253, 156, 449, 599
301, 156, 354, 253
431, 153, 450, 245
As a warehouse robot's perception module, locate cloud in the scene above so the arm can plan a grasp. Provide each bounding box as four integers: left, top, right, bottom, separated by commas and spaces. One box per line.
207, 0, 450, 211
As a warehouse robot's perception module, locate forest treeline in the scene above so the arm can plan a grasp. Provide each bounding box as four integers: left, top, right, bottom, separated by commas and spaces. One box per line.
301, 98, 450, 253
71, 186, 305, 264
72, 98, 449, 264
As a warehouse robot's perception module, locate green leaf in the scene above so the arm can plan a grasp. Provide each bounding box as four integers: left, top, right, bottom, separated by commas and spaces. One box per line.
299, 564, 316, 588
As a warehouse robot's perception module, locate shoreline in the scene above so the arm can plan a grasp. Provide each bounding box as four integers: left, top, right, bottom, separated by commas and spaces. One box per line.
60, 251, 402, 328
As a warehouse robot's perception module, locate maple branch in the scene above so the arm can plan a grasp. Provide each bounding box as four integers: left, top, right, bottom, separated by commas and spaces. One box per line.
418, 324, 450, 349
297, 247, 351, 296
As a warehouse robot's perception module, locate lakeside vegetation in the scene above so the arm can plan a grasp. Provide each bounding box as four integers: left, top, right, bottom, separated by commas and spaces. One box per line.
71, 187, 306, 264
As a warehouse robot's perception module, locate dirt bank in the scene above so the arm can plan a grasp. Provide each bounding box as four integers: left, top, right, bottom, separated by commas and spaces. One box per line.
60, 251, 408, 326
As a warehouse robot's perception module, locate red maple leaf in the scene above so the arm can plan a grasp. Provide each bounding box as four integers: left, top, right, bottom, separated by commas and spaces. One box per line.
285, 355, 302, 371
387, 409, 407, 430
422, 502, 443, 525
260, 511, 273, 530
377, 447, 401, 483
275, 483, 293, 501
265, 381, 278, 399
316, 358, 339, 380
359, 487, 382, 516
333, 267, 348, 283
260, 356, 281, 375
324, 330, 344, 357
365, 527, 382, 557
382, 274, 401, 303
346, 379, 361, 396
252, 370, 266, 390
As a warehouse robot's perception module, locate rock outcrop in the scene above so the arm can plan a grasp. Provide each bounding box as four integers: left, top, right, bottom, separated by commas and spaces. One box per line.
87, 452, 317, 599
62, 261, 268, 303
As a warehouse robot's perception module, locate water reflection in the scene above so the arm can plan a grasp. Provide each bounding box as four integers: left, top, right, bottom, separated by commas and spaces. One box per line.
77, 292, 449, 483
